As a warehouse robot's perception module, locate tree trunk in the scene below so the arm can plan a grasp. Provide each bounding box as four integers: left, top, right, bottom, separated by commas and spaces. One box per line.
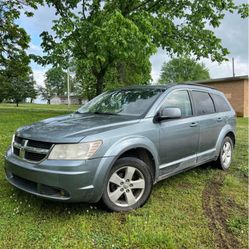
30, 98, 33, 103
16, 100, 19, 107
117, 62, 126, 83
47, 99, 51, 104
96, 73, 104, 96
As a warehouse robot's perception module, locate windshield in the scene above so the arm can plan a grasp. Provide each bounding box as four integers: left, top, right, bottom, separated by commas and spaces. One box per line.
77, 88, 163, 117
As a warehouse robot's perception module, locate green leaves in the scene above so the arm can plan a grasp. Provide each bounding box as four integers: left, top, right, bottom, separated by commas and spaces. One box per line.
158, 57, 210, 84
0, 0, 41, 105
0, 53, 37, 105
237, 3, 249, 18
36, 0, 243, 97
0, 0, 40, 68
44, 67, 68, 97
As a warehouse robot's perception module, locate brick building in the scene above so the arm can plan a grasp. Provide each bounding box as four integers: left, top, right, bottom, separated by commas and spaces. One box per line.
189, 75, 248, 117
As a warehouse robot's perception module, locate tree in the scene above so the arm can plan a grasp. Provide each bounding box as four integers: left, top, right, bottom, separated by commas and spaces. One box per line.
26, 74, 38, 103
32, 0, 248, 98
0, 0, 41, 105
39, 67, 67, 104
0, 53, 37, 106
38, 85, 53, 104
0, 0, 41, 69
74, 57, 152, 100
158, 57, 210, 84
45, 67, 67, 96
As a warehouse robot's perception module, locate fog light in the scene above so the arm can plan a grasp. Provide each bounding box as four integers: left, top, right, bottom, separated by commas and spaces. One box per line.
5, 169, 13, 179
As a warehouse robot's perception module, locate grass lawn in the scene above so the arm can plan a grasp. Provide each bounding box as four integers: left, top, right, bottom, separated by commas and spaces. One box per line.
0, 103, 248, 249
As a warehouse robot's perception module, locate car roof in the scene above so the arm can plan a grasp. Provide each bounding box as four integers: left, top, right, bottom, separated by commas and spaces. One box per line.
115, 83, 216, 91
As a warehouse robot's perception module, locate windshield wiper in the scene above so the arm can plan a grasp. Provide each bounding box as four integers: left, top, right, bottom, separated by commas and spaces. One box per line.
92, 111, 119, 115
74, 111, 93, 114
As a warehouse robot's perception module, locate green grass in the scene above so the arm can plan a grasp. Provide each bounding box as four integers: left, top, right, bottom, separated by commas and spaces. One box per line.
0, 104, 248, 249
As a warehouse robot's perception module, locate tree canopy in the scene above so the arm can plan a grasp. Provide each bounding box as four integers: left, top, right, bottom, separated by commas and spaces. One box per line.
0, 0, 42, 69
39, 67, 67, 104
158, 57, 210, 84
0, 0, 40, 105
0, 53, 37, 106
33, 0, 248, 98
1, 0, 248, 102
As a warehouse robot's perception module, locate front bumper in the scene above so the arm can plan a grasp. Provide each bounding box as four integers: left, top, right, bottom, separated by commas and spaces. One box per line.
4, 148, 115, 203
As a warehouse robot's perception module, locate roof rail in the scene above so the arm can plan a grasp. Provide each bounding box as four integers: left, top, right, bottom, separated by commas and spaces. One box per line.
179, 83, 216, 89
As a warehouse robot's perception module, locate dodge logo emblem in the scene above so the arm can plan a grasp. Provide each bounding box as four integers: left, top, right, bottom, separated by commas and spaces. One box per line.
19, 140, 28, 159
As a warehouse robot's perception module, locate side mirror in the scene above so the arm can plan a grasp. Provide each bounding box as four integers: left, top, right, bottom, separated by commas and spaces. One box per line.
157, 107, 181, 121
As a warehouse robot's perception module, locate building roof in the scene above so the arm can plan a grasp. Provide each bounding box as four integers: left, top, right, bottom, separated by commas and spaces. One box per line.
184, 75, 248, 85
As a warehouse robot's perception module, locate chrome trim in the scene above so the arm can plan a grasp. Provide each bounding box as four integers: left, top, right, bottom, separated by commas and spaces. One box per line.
13, 142, 49, 154
159, 154, 196, 169
159, 148, 216, 170
12, 137, 53, 163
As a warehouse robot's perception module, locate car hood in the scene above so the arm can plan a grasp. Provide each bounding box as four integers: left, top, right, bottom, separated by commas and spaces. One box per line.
16, 113, 140, 143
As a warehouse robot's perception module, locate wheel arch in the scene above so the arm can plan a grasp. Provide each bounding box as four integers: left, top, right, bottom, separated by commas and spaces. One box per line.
117, 147, 156, 182
225, 131, 235, 147
106, 136, 159, 180
215, 125, 236, 158
92, 136, 160, 202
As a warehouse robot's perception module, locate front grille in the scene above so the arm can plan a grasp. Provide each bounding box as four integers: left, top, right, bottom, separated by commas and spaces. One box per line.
25, 151, 47, 161
13, 136, 53, 162
27, 140, 52, 149
14, 136, 23, 144
13, 147, 20, 156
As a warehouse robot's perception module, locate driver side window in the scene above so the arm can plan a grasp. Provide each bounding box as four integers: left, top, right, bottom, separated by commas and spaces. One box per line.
161, 90, 193, 118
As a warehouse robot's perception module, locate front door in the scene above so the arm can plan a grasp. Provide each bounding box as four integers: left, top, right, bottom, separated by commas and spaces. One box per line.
158, 90, 200, 176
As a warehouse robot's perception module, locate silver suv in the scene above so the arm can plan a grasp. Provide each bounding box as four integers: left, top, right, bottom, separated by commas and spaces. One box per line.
5, 84, 236, 211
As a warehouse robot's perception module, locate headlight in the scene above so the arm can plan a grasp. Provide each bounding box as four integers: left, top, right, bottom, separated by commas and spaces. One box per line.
48, 140, 102, 160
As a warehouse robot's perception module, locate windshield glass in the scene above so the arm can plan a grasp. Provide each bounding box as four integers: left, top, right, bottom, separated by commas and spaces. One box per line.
77, 88, 163, 117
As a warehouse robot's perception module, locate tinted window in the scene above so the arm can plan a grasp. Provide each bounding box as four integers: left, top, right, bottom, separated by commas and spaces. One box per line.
162, 90, 192, 117
192, 91, 215, 115
211, 94, 231, 112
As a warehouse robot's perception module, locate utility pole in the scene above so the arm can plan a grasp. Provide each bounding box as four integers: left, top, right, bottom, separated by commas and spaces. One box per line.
232, 57, 235, 77
67, 58, 71, 108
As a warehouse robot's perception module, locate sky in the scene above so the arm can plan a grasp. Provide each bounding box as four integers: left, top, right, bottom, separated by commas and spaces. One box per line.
17, 1, 249, 87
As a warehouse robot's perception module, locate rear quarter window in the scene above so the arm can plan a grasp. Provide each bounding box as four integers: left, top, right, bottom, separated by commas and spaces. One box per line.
191, 91, 215, 115
210, 94, 231, 112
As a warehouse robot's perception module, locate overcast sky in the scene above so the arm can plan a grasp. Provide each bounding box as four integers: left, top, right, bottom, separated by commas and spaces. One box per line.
17, 1, 249, 87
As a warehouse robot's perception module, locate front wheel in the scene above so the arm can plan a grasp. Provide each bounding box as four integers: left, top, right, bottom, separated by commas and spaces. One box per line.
101, 157, 153, 212
216, 136, 234, 170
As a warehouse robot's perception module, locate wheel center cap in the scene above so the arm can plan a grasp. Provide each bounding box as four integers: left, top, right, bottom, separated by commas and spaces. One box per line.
124, 184, 129, 189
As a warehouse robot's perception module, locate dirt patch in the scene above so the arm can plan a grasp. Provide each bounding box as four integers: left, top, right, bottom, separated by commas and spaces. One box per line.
202, 173, 243, 249
177, 182, 193, 189
226, 199, 247, 216
118, 212, 127, 225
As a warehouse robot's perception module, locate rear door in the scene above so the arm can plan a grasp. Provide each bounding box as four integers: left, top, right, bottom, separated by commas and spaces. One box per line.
191, 90, 222, 163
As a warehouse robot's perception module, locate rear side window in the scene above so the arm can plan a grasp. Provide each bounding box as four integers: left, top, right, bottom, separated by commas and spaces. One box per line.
192, 91, 215, 115
162, 90, 192, 117
211, 94, 231, 112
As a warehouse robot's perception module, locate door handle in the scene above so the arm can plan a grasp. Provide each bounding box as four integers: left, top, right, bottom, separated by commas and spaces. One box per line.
217, 117, 223, 122
190, 122, 198, 127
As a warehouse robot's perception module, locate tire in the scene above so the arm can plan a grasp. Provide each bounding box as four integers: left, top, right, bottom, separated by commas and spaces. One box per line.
101, 157, 153, 212
216, 136, 234, 170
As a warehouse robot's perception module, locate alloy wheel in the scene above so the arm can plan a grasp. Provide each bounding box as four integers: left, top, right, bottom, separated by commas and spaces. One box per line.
221, 141, 232, 168
107, 166, 145, 207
